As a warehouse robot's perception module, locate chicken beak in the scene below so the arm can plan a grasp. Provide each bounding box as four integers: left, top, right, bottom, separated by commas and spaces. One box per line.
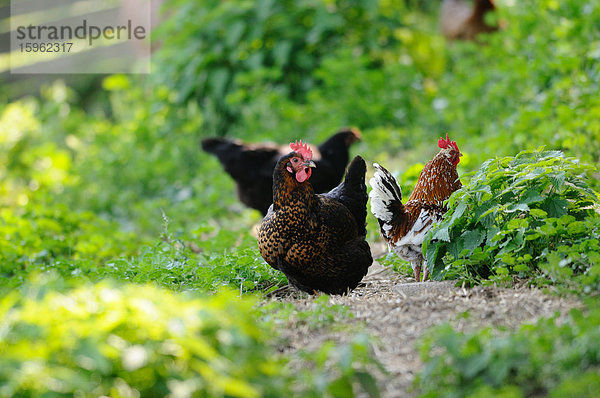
304, 160, 316, 168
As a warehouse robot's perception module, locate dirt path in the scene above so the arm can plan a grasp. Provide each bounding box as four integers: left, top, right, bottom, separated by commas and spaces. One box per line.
267, 262, 582, 397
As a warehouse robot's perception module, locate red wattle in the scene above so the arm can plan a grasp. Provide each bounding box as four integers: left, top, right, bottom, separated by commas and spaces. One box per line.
295, 168, 312, 183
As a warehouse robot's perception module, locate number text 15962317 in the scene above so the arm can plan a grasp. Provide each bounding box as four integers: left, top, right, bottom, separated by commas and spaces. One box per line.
19, 43, 74, 52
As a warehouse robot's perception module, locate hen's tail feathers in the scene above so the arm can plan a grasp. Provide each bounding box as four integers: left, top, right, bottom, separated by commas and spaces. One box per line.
343, 155, 367, 190
324, 156, 368, 235
201, 137, 249, 180
369, 163, 404, 227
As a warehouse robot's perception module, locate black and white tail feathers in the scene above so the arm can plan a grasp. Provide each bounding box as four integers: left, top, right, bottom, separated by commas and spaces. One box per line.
323, 156, 368, 236
369, 163, 404, 234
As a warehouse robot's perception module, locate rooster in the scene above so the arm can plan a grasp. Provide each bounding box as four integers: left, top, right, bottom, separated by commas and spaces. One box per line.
201, 128, 361, 215
258, 141, 372, 294
369, 134, 462, 281
440, 0, 498, 41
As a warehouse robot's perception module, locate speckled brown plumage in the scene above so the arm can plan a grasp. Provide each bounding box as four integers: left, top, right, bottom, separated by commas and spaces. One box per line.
258, 154, 372, 294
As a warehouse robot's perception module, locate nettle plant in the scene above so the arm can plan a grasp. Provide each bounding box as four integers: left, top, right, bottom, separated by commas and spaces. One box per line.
424, 149, 599, 288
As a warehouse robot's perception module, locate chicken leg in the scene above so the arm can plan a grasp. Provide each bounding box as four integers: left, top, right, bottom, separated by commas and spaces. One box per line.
411, 261, 430, 282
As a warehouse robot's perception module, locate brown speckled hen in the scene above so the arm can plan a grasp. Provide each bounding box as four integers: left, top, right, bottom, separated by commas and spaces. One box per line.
257, 141, 372, 294
201, 128, 361, 215
369, 134, 462, 281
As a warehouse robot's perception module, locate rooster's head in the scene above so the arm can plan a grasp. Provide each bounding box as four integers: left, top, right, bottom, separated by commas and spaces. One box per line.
438, 134, 462, 167
285, 140, 316, 183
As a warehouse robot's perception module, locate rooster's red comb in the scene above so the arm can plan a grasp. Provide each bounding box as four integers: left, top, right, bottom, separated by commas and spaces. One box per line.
438, 133, 460, 153
289, 140, 313, 161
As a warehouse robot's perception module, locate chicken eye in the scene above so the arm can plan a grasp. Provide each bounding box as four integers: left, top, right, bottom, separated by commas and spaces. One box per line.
292, 158, 299, 163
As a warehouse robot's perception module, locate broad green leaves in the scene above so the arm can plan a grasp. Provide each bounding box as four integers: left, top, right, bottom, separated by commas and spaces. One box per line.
0, 277, 383, 398
418, 307, 600, 397
151, 0, 409, 135
0, 280, 283, 397
425, 149, 599, 288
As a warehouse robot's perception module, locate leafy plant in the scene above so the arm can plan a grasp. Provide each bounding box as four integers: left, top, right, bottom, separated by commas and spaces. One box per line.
260, 297, 384, 397
0, 276, 383, 397
152, 0, 409, 134
537, 214, 600, 294
0, 218, 285, 294
296, 333, 385, 398
417, 306, 600, 398
0, 278, 288, 397
0, 203, 138, 289
424, 149, 598, 287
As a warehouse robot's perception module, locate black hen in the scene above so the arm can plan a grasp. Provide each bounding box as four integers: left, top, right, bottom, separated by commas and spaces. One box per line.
201, 128, 361, 215
258, 141, 372, 295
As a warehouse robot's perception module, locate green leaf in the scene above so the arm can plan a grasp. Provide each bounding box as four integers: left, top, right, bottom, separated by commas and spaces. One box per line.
355, 371, 381, 398
514, 167, 545, 184
427, 243, 447, 280
327, 377, 354, 397
449, 202, 468, 226
432, 227, 451, 242
506, 219, 528, 230
567, 221, 587, 236
514, 263, 529, 273
463, 351, 491, 379
521, 188, 545, 204
529, 209, 548, 218
539, 150, 564, 160
506, 203, 530, 213
255, 0, 275, 21
542, 198, 569, 218
209, 68, 230, 99
486, 227, 501, 245
273, 41, 292, 67
461, 229, 486, 253
226, 21, 246, 47
549, 171, 566, 191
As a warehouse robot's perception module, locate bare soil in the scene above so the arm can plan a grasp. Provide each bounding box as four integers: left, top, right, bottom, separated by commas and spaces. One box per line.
266, 259, 582, 397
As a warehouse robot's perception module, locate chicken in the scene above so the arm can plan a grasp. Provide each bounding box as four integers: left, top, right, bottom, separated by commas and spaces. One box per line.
440, 0, 498, 41
369, 134, 462, 281
257, 141, 372, 294
201, 128, 361, 215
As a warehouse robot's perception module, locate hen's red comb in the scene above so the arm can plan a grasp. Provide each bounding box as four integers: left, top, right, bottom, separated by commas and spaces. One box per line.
438, 133, 460, 153
289, 140, 313, 161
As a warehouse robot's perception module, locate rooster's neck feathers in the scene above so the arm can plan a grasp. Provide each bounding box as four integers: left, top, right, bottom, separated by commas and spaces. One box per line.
407, 150, 461, 206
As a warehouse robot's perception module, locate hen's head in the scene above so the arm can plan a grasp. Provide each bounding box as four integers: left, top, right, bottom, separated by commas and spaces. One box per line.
282, 140, 316, 183
329, 127, 362, 148
438, 134, 462, 167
